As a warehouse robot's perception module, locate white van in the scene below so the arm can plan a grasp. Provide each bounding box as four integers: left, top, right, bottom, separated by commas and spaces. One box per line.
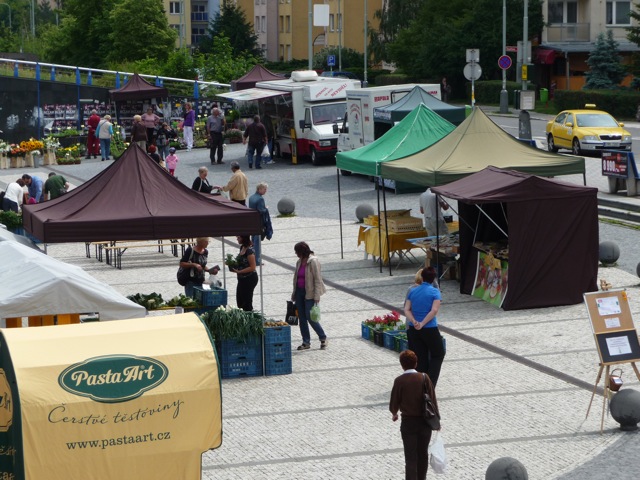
220, 71, 361, 165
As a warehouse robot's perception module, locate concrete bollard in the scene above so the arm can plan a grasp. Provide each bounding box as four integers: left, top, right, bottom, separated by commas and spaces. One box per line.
355, 204, 374, 222
610, 389, 640, 431
599, 241, 620, 265
277, 197, 295, 215
485, 457, 529, 480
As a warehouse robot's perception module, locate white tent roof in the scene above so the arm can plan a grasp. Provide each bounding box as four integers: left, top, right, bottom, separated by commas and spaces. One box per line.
0, 242, 145, 321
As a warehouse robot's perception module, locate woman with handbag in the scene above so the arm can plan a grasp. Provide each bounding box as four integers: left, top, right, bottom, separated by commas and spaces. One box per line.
405, 266, 446, 387
389, 350, 440, 480
231, 235, 259, 311
178, 237, 217, 297
291, 241, 328, 351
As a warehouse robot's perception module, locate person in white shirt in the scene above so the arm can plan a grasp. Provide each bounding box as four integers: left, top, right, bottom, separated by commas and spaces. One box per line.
2, 179, 25, 212
419, 188, 449, 237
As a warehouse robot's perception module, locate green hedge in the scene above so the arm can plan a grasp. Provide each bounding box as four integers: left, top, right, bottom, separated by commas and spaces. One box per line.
553, 89, 640, 119
467, 80, 538, 105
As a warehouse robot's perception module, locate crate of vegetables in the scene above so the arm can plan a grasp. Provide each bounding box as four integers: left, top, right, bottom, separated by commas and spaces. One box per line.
383, 330, 402, 350
193, 286, 228, 307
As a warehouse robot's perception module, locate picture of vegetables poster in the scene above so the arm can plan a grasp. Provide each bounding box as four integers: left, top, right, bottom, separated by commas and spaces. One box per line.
472, 251, 508, 307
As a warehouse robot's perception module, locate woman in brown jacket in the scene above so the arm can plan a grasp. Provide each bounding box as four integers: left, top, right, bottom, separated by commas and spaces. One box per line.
291, 241, 328, 350
390, 350, 440, 480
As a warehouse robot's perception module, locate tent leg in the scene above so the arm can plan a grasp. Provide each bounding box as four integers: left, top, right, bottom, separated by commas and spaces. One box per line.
382, 183, 392, 276
376, 181, 382, 273
221, 237, 226, 289
337, 168, 344, 259
259, 262, 264, 317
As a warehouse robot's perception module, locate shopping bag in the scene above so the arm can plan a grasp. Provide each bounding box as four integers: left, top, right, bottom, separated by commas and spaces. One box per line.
285, 301, 299, 326
310, 304, 321, 323
261, 144, 270, 157
429, 431, 448, 475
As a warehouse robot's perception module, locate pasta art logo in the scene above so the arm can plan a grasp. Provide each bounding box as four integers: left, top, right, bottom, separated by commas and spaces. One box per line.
58, 355, 168, 403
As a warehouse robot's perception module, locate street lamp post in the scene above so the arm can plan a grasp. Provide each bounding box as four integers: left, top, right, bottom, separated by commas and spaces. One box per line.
338, 0, 342, 71
499, 0, 508, 113
30, 0, 35, 36
363, 0, 368, 87
308, 0, 313, 70
0, 2, 11, 30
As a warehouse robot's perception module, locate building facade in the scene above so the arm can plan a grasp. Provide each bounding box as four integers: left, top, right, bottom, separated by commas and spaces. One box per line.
537, 0, 639, 90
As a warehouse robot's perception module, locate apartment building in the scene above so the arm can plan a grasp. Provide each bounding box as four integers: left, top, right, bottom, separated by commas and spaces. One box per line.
537, 0, 640, 90
237, 0, 381, 63
162, 0, 222, 49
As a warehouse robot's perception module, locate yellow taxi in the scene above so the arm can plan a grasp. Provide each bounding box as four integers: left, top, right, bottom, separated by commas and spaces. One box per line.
545, 108, 631, 155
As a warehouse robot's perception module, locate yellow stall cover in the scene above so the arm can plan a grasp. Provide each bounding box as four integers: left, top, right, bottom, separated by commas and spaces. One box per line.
0, 314, 221, 480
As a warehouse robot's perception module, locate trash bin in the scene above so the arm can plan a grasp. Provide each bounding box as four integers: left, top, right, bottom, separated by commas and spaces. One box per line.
514, 90, 521, 109
465, 105, 472, 117
540, 88, 549, 103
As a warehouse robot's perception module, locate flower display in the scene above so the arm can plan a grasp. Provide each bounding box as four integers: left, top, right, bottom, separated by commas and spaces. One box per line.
44, 135, 61, 151
7, 145, 28, 157
0, 140, 11, 154
363, 310, 403, 330
223, 128, 243, 139
19, 138, 45, 152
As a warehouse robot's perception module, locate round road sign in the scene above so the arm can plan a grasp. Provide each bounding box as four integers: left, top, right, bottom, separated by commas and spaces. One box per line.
498, 55, 512, 70
463, 63, 482, 81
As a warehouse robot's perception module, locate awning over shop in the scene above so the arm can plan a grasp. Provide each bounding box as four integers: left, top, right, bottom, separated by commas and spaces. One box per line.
535, 48, 557, 65
217, 88, 290, 101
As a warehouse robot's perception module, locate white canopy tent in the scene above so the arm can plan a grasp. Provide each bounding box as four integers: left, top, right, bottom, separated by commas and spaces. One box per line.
0, 242, 145, 321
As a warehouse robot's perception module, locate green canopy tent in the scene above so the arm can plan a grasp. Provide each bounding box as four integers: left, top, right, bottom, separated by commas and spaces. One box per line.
380, 107, 586, 186
373, 85, 466, 126
335, 104, 456, 273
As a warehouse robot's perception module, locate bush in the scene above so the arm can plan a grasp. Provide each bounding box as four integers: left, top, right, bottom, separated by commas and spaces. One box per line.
553, 89, 640, 119
467, 80, 537, 105
0, 210, 23, 230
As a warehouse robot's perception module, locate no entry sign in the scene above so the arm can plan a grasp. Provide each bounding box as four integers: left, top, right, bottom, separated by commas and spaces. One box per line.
498, 55, 512, 70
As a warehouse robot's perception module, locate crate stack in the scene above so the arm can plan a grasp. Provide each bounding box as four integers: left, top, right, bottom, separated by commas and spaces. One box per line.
217, 336, 263, 379
263, 326, 292, 376
193, 286, 228, 308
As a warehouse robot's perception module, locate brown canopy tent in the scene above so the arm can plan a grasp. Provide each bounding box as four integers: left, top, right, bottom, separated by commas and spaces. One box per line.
109, 73, 169, 101
231, 65, 283, 91
432, 167, 598, 310
23, 145, 261, 243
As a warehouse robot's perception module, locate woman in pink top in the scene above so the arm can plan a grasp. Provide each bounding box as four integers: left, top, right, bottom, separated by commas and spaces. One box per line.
165, 147, 179, 176
141, 107, 161, 145
291, 241, 328, 350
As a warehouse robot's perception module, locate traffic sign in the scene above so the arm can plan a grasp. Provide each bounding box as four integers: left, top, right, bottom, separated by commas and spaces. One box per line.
327, 55, 336, 67
466, 49, 480, 63
463, 62, 482, 81
522, 64, 528, 81
498, 55, 512, 70
506, 46, 518, 52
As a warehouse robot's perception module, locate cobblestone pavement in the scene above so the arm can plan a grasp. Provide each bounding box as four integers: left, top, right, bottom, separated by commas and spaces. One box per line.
2, 121, 640, 479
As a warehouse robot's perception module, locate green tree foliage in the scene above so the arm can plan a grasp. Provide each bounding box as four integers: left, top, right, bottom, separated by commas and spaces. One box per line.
107, 0, 177, 64
200, 0, 260, 58
385, 0, 543, 86
369, 0, 422, 64
584, 30, 626, 89
313, 47, 364, 70
200, 35, 260, 84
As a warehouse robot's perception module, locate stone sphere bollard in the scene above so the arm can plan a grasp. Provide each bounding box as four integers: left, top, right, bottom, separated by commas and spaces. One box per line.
277, 197, 296, 215
599, 241, 620, 265
610, 389, 640, 431
355, 204, 374, 222
636, 262, 640, 278
485, 457, 529, 480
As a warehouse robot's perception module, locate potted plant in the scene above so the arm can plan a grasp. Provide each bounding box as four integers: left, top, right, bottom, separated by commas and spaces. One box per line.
43, 136, 61, 165
223, 128, 243, 144
0, 210, 23, 232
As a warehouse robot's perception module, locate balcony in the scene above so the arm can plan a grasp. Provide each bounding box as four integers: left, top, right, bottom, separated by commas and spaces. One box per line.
191, 13, 208, 22
546, 23, 590, 42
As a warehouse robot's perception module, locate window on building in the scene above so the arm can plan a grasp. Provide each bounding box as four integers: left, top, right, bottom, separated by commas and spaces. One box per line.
329, 14, 334, 32
286, 16, 291, 33
338, 13, 342, 32
548, 1, 577, 24
169, 2, 181, 14
192, 27, 206, 45
287, 44, 292, 61
255, 16, 260, 33
606, 1, 631, 25
261, 16, 266, 33
280, 16, 284, 33
192, 4, 208, 22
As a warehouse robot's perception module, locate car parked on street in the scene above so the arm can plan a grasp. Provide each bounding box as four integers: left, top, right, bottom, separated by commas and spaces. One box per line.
546, 108, 632, 155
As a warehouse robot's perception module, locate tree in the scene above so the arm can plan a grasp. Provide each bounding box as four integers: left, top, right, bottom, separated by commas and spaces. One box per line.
584, 31, 626, 89
313, 47, 364, 70
369, 0, 423, 64
107, 0, 176, 64
200, 0, 260, 58
200, 35, 259, 84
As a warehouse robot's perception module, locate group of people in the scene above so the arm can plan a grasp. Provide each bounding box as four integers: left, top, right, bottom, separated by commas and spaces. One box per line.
1, 173, 69, 212
85, 110, 115, 161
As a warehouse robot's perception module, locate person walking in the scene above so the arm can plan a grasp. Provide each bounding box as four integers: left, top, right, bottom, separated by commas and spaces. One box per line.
165, 147, 179, 176
231, 235, 259, 311
183, 103, 196, 151
216, 162, 248, 205
419, 188, 449, 237
96, 114, 114, 161
85, 109, 101, 159
242, 115, 267, 169
206, 107, 226, 165
248, 182, 272, 265
291, 241, 328, 351
155, 122, 177, 160
141, 107, 161, 145
441, 77, 452, 103
130, 115, 148, 151
404, 267, 446, 387
389, 349, 440, 480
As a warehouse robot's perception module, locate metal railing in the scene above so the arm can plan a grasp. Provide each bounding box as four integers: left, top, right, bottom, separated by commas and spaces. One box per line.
546, 23, 590, 42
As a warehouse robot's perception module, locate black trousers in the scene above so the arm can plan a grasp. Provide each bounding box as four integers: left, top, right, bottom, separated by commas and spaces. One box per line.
210, 132, 224, 163
236, 272, 258, 311
400, 417, 432, 480
407, 326, 445, 387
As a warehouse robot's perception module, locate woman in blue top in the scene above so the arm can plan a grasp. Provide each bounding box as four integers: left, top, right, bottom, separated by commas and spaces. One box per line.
405, 267, 446, 387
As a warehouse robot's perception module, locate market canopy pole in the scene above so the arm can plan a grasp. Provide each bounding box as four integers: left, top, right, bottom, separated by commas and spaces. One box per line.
337, 168, 344, 259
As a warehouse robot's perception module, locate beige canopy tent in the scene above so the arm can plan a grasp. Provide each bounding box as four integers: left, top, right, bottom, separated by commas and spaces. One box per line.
380, 107, 586, 186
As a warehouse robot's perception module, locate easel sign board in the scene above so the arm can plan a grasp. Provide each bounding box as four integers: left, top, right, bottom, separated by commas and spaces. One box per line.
595, 330, 640, 364
584, 290, 635, 334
